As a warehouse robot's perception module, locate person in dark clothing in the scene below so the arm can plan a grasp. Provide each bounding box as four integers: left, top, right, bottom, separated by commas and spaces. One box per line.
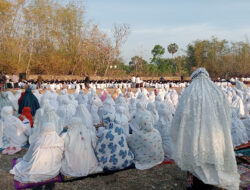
18, 87, 40, 116
84, 75, 90, 89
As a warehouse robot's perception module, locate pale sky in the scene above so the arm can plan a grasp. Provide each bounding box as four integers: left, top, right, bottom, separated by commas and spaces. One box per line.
84, 0, 250, 63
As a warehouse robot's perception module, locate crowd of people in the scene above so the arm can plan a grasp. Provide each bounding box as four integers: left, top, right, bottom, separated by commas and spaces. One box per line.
0, 68, 249, 190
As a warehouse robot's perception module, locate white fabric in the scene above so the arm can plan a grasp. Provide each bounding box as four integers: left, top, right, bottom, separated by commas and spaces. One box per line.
127, 111, 164, 170
74, 104, 96, 133
242, 118, 250, 139
170, 68, 240, 190
155, 103, 172, 159
57, 97, 76, 126
10, 122, 64, 183
115, 106, 129, 136
30, 105, 62, 144
61, 117, 99, 177
1, 106, 29, 148
231, 108, 248, 147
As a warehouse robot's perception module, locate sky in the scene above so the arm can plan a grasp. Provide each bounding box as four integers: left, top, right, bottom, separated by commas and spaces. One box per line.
84, 0, 250, 63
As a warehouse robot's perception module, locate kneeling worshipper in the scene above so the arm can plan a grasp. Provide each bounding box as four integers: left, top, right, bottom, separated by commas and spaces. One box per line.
0, 92, 15, 117
155, 103, 172, 159
231, 108, 248, 147
18, 87, 40, 116
10, 122, 64, 183
170, 68, 240, 190
19, 107, 33, 128
1, 106, 30, 154
127, 111, 164, 170
95, 112, 134, 172
29, 105, 63, 144
60, 117, 100, 177
74, 104, 96, 133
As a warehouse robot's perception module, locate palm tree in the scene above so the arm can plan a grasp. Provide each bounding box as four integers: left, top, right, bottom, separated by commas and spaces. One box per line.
167, 43, 178, 57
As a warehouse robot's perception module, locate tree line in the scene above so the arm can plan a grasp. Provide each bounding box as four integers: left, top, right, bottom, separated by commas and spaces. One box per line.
0, 0, 129, 76
124, 38, 250, 78
0, 1, 249, 78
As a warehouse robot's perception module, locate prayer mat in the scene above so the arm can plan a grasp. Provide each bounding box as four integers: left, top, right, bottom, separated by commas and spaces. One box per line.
61, 164, 135, 182
237, 163, 250, 190
235, 141, 250, 151
0, 144, 30, 152
158, 160, 175, 165
12, 158, 62, 190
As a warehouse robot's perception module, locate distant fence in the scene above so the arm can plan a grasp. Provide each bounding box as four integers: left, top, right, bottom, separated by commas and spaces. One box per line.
27, 75, 191, 81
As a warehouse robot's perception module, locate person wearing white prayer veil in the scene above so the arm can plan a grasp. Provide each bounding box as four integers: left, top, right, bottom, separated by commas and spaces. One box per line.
60, 117, 100, 177
155, 103, 172, 159
235, 79, 246, 91
1, 106, 30, 154
10, 122, 64, 183
232, 94, 245, 118
75, 91, 87, 105
115, 105, 129, 136
57, 96, 76, 127
242, 118, 250, 139
87, 93, 103, 126
170, 68, 240, 190
0, 92, 15, 117
33, 98, 50, 129
74, 104, 96, 133
127, 111, 164, 170
146, 102, 159, 125
30, 105, 63, 144
99, 94, 115, 119
231, 108, 248, 147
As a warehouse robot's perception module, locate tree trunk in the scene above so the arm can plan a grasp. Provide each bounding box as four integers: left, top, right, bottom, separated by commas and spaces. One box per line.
26, 26, 34, 75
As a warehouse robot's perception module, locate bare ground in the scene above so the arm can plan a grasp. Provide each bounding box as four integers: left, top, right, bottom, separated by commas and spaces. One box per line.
0, 149, 187, 190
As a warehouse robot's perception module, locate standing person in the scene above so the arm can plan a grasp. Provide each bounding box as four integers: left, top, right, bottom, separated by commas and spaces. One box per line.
135, 76, 140, 89
170, 68, 240, 190
131, 75, 136, 88
11, 73, 19, 88
85, 74, 90, 89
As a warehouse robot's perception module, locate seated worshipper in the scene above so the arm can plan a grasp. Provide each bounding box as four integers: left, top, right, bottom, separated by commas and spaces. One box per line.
146, 102, 159, 124
99, 94, 116, 118
0, 92, 15, 118
231, 108, 248, 147
87, 93, 103, 126
33, 99, 50, 129
18, 88, 40, 116
155, 103, 172, 159
30, 105, 63, 144
57, 97, 76, 127
75, 91, 88, 105
10, 122, 64, 183
95, 112, 134, 172
127, 111, 164, 170
170, 68, 240, 190
74, 104, 96, 133
60, 117, 100, 177
19, 107, 33, 128
115, 105, 129, 136
1, 106, 30, 154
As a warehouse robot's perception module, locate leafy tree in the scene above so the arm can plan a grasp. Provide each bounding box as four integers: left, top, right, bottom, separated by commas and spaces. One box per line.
151, 44, 165, 63
167, 43, 178, 57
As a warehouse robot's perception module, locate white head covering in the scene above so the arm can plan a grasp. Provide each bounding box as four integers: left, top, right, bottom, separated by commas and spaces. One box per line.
74, 104, 95, 133
60, 117, 99, 177
10, 122, 64, 183
170, 68, 240, 189
1, 106, 28, 148
127, 111, 164, 170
